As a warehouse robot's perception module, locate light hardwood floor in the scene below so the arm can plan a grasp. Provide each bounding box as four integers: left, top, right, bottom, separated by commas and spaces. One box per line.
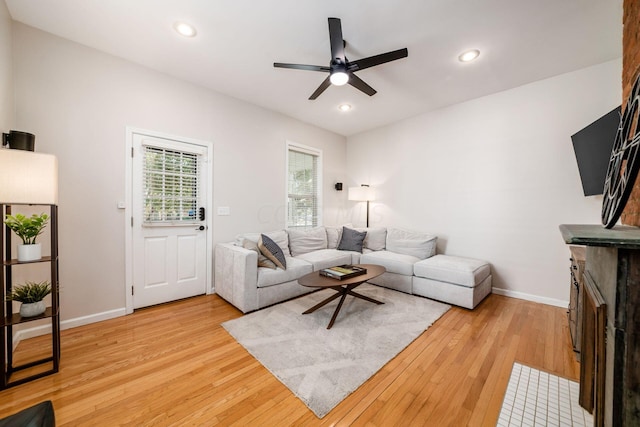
0, 292, 579, 426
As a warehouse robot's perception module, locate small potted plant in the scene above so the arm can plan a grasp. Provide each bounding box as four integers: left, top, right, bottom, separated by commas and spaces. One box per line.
7, 280, 51, 317
3, 213, 49, 261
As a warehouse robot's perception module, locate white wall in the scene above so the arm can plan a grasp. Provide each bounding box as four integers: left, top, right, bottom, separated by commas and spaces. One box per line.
346, 59, 621, 304
0, 0, 12, 129
8, 14, 621, 320
12, 23, 347, 321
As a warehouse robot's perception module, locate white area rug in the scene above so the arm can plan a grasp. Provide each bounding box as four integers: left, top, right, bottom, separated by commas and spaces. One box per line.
498, 363, 593, 427
222, 284, 450, 418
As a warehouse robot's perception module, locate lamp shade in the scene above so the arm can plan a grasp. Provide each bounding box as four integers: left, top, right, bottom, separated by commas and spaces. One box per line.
348, 185, 375, 201
0, 149, 58, 204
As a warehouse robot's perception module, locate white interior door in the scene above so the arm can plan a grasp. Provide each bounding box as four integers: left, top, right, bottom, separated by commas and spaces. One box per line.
131, 133, 209, 309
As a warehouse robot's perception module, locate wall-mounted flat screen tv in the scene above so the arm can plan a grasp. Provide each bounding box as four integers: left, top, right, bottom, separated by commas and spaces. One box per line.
571, 106, 621, 196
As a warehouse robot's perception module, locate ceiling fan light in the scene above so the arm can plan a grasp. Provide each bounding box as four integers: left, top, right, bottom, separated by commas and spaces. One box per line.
330, 71, 349, 86
338, 103, 352, 112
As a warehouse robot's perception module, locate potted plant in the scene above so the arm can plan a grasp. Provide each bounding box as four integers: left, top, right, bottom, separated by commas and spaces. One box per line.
7, 280, 51, 317
3, 213, 49, 261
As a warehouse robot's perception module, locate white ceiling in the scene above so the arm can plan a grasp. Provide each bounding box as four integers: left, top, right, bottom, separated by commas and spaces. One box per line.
5, 0, 623, 136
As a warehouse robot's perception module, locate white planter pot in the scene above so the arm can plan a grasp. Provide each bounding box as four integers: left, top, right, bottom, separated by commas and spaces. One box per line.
20, 300, 46, 317
17, 243, 41, 262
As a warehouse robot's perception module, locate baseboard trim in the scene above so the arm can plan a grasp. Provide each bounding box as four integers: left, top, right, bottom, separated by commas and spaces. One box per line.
12, 307, 126, 351
492, 287, 568, 308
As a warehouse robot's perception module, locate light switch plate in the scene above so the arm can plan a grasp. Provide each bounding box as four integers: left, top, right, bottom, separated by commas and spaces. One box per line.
217, 206, 231, 216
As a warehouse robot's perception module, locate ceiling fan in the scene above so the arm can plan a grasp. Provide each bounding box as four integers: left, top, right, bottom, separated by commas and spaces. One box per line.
274, 17, 408, 100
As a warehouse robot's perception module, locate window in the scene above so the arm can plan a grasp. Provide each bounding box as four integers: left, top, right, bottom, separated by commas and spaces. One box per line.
142, 146, 200, 223
287, 142, 322, 228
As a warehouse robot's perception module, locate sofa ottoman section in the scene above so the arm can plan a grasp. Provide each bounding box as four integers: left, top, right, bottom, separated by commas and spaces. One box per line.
413, 255, 491, 309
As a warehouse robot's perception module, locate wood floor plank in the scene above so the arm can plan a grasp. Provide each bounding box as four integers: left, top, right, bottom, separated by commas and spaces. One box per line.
0, 293, 578, 426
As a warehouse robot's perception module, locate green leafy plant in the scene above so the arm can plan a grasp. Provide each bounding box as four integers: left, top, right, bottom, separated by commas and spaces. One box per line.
4, 213, 49, 245
7, 280, 51, 303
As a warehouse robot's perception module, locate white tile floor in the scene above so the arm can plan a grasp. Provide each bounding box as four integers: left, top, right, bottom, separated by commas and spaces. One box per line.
497, 363, 593, 427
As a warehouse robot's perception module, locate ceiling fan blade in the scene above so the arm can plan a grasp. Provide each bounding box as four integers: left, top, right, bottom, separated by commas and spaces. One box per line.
328, 18, 346, 62
309, 76, 332, 100
274, 63, 330, 72
348, 48, 408, 72
348, 73, 377, 96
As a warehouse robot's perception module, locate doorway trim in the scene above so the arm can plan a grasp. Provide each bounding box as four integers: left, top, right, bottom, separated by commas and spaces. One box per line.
124, 127, 214, 314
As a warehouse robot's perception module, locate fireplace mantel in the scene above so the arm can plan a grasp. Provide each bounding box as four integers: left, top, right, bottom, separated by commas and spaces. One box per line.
560, 224, 640, 249
560, 223, 640, 427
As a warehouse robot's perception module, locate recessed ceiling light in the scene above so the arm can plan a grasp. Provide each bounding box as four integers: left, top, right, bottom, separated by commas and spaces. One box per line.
338, 103, 352, 112
458, 49, 480, 62
174, 22, 197, 38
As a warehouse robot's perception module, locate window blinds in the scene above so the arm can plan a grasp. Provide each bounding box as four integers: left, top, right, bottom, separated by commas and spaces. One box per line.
142, 146, 200, 223
287, 147, 319, 228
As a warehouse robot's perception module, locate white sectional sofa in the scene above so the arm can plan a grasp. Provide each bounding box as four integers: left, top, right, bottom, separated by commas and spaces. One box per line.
214, 226, 491, 313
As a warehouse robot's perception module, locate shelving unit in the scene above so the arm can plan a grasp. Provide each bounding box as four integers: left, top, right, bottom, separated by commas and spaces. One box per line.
0, 203, 60, 389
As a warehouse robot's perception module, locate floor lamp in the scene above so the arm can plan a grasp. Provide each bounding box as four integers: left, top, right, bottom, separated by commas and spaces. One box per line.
348, 184, 375, 227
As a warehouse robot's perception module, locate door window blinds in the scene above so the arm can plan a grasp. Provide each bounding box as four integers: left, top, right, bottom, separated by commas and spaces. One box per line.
142, 146, 200, 223
287, 146, 320, 228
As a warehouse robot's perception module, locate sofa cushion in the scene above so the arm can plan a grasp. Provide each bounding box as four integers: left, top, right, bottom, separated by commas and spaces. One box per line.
356, 227, 387, 251
360, 250, 419, 276
236, 230, 290, 256
296, 249, 354, 271
337, 227, 367, 253
386, 228, 437, 260
288, 227, 328, 256
257, 256, 313, 288
242, 239, 276, 269
258, 234, 287, 270
325, 224, 352, 249
413, 255, 490, 288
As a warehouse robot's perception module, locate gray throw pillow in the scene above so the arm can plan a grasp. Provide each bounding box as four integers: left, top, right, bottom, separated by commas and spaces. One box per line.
337, 227, 367, 253
258, 234, 287, 269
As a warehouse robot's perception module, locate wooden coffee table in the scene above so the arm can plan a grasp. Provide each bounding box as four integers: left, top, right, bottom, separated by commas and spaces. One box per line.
298, 264, 386, 329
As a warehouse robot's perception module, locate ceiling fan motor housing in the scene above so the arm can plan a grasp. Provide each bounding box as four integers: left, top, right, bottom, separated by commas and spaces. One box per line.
330, 59, 349, 85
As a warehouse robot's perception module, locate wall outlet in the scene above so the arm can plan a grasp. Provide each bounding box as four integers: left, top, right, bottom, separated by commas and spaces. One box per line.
217, 206, 231, 216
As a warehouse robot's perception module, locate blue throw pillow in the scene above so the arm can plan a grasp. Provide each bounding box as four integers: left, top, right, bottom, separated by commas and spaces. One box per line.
258, 234, 287, 269
337, 227, 367, 253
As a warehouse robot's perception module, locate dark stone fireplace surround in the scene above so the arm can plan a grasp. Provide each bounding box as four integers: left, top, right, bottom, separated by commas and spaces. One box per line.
560, 224, 640, 426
